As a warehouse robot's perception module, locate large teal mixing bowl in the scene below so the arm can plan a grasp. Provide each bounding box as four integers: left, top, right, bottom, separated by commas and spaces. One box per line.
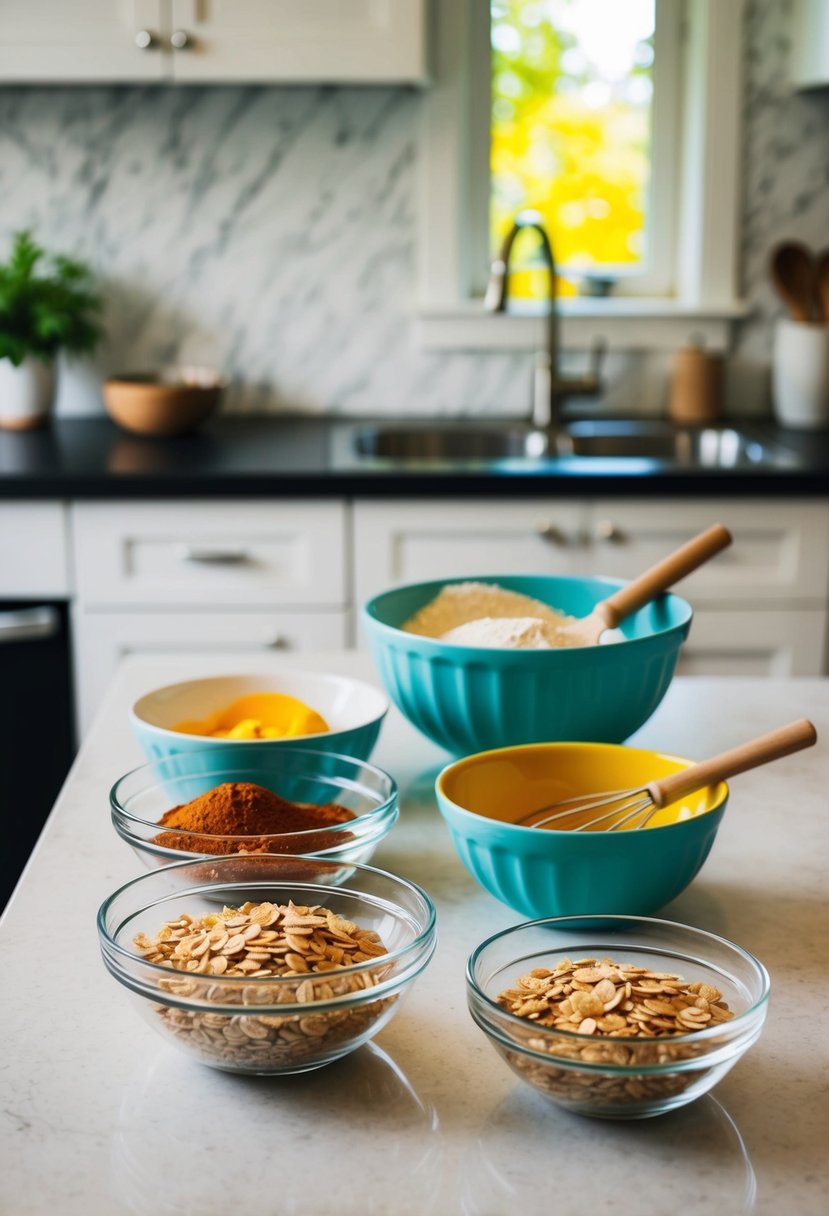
362, 575, 692, 755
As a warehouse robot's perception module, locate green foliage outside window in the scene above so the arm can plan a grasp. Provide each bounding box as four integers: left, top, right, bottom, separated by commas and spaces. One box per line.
491, 0, 655, 299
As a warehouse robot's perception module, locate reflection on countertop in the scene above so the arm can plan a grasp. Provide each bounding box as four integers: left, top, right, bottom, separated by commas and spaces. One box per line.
0, 413, 828, 499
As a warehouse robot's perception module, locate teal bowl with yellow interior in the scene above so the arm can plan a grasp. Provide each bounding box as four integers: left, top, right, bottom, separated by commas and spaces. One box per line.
435, 742, 728, 918
362, 575, 692, 755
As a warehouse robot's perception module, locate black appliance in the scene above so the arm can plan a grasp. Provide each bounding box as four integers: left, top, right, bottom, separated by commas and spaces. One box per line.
0, 601, 75, 910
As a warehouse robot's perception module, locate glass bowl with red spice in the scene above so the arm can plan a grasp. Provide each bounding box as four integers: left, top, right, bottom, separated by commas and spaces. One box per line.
97, 854, 437, 1075
111, 747, 399, 878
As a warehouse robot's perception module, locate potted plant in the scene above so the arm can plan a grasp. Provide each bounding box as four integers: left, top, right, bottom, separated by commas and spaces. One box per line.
0, 230, 104, 429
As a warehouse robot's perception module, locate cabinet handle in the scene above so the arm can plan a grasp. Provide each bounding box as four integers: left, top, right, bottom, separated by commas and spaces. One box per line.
170, 29, 191, 50
269, 636, 288, 650
182, 547, 252, 566
595, 519, 626, 543
0, 606, 59, 643
135, 29, 157, 50
536, 521, 566, 545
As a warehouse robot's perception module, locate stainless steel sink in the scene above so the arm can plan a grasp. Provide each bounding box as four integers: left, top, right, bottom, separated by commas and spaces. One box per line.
341, 419, 797, 470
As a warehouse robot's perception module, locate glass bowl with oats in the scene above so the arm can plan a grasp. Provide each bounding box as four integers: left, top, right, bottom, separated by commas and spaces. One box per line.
98, 855, 436, 1075
467, 916, 770, 1120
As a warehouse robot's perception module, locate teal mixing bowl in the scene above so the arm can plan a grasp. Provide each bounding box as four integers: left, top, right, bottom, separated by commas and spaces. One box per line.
435, 741, 728, 918
362, 575, 692, 755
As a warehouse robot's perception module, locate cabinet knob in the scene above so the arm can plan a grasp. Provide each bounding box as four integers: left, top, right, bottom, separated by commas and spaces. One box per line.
135, 29, 156, 50
595, 519, 626, 543
536, 521, 566, 545
170, 29, 191, 50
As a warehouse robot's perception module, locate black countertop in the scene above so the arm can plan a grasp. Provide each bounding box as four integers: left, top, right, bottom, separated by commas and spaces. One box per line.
1, 415, 828, 499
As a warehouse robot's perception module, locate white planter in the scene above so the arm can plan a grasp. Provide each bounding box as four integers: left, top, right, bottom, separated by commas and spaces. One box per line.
772, 320, 829, 430
0, 356, 56, 429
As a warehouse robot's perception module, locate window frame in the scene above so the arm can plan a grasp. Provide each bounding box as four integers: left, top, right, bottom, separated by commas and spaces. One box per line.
417, 0, 748, 353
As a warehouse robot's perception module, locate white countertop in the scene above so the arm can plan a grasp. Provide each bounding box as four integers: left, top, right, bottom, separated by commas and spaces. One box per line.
2, 653, 828, 1216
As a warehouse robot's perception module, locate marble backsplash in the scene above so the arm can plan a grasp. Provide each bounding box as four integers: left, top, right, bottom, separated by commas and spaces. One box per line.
1, 0, 828, 420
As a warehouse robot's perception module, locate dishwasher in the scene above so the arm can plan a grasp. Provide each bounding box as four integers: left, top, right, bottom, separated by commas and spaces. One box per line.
0, 601, 75, 910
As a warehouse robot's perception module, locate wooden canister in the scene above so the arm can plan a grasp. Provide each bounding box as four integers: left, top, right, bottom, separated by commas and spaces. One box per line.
668, 345, 724, 425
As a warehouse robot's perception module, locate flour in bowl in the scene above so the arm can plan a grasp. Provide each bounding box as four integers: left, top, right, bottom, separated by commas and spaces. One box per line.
440, 616, 566, 648
401, 581, 575, 647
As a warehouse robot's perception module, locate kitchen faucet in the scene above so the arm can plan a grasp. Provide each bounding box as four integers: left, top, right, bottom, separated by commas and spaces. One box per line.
483, 209, 606, 430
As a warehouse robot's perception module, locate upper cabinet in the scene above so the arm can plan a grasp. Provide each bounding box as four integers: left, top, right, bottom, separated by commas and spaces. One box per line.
0, 0, 429, 85
790, 0, 829, 90
0, 1, 168, 82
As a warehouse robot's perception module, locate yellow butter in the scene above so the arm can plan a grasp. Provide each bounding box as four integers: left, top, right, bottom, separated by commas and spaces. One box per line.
174, 692, 329, 740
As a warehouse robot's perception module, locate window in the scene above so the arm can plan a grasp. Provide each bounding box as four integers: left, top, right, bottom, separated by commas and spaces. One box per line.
490, 0, 659, 300
418, 0, 746, 352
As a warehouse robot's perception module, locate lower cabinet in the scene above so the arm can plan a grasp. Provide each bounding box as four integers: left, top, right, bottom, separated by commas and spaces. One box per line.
352, 498, 829, 678
72, 608, 349, 736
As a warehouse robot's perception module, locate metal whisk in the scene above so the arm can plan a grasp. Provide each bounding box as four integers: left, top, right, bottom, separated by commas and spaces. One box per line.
520, 719, 818, 832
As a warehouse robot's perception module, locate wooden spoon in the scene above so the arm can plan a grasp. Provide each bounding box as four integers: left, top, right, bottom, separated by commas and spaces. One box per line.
770, 242, 816, 322
553, 523, 732, 646
814, 248, 829, 323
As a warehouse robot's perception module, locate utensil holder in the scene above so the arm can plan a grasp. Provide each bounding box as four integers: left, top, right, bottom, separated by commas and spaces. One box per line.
772, 319, 829, 429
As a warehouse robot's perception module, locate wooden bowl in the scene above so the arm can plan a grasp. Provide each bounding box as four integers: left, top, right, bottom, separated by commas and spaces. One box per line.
103, 368, 223, 437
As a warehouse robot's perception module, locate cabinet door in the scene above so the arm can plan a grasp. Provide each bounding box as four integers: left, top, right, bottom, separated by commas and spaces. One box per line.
584, 500, 829, 604
677, 609, 827, 677
0, 1, 170, 82
0, 503, 69, 598
72, 607, 349, 736
169, 0, 428, 83
72, 501, 347, 609
353, 500, 585, 608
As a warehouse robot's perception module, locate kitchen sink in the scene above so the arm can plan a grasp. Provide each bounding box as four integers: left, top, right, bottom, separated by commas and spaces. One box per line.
340, 419, 798, 470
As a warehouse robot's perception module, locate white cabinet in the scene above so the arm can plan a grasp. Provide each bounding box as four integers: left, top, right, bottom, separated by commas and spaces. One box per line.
70, 499, 349, 732
0, 0, 429, 84
169, 0, 429, 84
353, 498, 829, 677
0, 503, 69, 598
790, 0, 829, 90
72, 501, 347, 608
72, 606, 348, 735
0, 2, 168, 83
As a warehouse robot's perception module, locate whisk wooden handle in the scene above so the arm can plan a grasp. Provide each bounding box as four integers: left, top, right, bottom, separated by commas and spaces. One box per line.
596, 523, 732, 630
647, 718, 818, 808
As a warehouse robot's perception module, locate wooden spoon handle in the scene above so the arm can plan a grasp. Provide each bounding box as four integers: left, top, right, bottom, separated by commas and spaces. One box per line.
596, 523, 732, 629
648, 718, 818, 808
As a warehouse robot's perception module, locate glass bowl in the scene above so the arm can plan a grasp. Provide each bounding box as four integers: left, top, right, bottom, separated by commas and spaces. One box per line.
467, 916, 770, 1120
111, 747, 399, 874
98, 855, 437, 1076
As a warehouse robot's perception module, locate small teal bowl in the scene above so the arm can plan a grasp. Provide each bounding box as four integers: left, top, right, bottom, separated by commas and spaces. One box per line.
363, 575, 692, 754
435, 741, 728, 919
130, 672, 388, 767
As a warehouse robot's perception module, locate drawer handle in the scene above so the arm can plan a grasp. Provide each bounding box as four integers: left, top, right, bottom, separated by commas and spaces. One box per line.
536, 521, 566, 545
0, 606, 59, 643
595, 519, 626, 543
182, 547, 252, 566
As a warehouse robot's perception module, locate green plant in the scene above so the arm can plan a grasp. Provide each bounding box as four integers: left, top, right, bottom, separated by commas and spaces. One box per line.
0, 230, 105, 366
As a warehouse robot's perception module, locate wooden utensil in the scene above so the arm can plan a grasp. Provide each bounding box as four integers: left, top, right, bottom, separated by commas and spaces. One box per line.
814, 248, 829, 323
520, 718, 818, 831
552, 522, 732, 647
770, 242, 816, 322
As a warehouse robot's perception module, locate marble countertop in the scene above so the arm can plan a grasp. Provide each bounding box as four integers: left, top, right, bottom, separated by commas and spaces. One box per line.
2, 653, 828, 1216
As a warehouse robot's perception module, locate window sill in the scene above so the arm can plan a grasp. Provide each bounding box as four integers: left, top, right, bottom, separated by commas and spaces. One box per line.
415, 299, 751, 353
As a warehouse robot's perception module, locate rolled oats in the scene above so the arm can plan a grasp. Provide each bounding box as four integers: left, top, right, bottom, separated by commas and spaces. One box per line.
135, 899, 395, 1071
496, 956, 737, 1111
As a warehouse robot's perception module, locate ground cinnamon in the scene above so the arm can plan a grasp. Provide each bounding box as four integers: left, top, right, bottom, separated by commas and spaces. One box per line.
153, 781, 356, 856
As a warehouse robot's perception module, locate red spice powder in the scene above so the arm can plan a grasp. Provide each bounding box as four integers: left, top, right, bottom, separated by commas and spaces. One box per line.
153, 781, 356, 855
